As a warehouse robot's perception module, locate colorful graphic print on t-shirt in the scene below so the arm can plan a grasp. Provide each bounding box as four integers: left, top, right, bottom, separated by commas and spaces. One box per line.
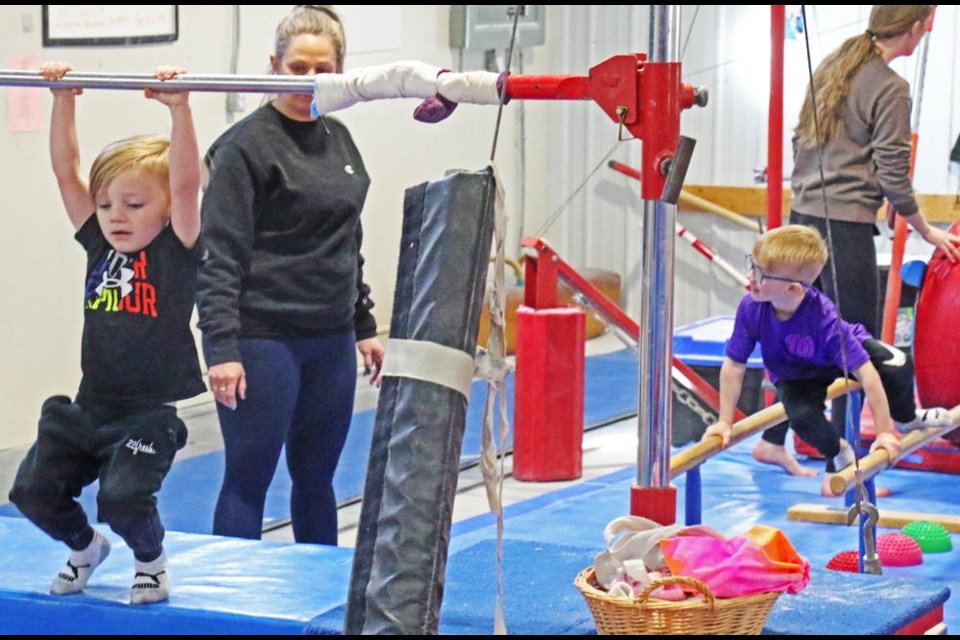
84, 249, 158, 318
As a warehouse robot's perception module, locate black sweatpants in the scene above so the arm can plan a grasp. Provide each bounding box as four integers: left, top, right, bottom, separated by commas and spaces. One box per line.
774, 339, 916, 472
766, 212, 881, 448
8, 396, 187, 561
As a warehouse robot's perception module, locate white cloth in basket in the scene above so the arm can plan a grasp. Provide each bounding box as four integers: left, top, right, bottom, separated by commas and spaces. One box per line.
594, 516, 725, 599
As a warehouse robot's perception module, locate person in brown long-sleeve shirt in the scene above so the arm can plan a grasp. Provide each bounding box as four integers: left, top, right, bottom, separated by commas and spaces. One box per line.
756, 5, 960, 476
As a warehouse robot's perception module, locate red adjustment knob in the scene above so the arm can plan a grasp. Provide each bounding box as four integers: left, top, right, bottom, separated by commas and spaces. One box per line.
680, 84, 709, 109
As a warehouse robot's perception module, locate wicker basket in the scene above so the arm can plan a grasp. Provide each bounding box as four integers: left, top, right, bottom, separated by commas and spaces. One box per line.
574, 567, 781, 635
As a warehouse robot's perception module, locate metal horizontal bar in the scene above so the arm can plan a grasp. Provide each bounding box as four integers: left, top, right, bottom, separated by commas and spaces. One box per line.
0, 70, 315, 94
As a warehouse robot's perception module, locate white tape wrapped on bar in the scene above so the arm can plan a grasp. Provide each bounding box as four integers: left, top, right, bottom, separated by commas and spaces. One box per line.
312, 61, 501, 115
380, 338, 476, 399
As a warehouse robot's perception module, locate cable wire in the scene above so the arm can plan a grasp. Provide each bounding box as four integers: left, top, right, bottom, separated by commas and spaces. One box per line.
533, 142, 625, 238
800, 6, 859, 485
490, 7, 522, 162
680, 6, 701, 62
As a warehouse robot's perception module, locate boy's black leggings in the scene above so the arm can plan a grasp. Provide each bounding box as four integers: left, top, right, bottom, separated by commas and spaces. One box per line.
772, 339, 917, 472
768, 211, 882, 454
8, 396, 187, 562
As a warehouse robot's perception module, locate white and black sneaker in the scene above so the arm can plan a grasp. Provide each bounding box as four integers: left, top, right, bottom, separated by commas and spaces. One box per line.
901, 408, 954, 433
130, 551, 170, 605
50, 531, 112, 595
831, 441, 856, 472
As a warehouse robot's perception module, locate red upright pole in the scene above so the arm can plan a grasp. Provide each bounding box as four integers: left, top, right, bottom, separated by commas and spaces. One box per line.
503, 35, 707, 515
881, 7, 935, 344
881, 137, 919, 345
768, 5, 785, 230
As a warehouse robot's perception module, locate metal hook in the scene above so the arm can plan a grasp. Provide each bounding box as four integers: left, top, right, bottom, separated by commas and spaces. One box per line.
616, 107, 636, 142
845, 482, 882, 575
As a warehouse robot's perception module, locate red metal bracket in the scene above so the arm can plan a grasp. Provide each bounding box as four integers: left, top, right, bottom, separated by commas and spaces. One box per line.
505, 54, 702, 201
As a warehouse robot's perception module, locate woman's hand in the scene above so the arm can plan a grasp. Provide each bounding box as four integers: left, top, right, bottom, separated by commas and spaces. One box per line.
208, 361, 246, 410
919, 225, 960, 264
357, 337, 385, 386
40, 61, 82, 97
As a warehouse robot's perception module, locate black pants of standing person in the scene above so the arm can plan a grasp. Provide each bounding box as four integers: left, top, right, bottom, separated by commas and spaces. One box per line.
764, 212, 880, 449
776, 339, 916, 472
9, 396, 187, 562
205, 333, 356, 546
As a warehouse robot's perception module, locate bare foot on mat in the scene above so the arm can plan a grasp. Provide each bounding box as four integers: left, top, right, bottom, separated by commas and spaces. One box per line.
753, 440, 818, 477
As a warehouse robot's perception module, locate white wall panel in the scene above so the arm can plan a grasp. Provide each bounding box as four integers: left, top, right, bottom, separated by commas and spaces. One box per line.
531, 4, 959, 327
1, 5, 957, 450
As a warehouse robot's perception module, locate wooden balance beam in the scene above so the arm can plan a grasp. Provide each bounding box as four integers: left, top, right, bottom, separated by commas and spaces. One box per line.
828, 405, 960, 496
672, 379, 960, 532
787, 504, 960, 533
671, 377, 861, 477
789, 405, 960, 532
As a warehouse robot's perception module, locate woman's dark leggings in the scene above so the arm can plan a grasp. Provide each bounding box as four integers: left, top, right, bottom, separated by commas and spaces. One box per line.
764, 212, 880, 448
206, 333, 356, 545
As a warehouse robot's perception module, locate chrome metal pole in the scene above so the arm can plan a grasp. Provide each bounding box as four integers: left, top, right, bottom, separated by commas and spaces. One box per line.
637, 5, 681, 490
0, 70, 314, 94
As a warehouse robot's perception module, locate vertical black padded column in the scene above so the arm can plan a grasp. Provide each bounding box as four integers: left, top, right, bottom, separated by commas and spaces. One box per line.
344, 168, 497, 635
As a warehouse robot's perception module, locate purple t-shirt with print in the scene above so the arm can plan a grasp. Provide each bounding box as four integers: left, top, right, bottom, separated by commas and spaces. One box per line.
726, 287, 872, 383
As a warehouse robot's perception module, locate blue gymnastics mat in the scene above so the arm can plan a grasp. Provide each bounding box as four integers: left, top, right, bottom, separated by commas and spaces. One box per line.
0, 348, 641, 534
0, 440, 954, 634
0, 512, 594, 635
0, 515, 354, 635
443, 439, 960, 634
301, 440, 954, 635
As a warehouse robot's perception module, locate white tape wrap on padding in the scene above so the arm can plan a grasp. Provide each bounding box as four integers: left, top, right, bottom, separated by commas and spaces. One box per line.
313, 61, 501, 115
380, 339, 476, 399
436, 71, 500, 105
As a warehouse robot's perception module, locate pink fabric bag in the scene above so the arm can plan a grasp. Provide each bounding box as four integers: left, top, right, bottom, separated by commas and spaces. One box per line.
659, 525, 810, 598
593, 516, 726, 599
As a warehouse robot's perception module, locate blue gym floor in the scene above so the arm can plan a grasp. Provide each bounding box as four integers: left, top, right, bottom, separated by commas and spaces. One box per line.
0, 432, 956, 634
0, 342, 956, 634
446, 440, 959, 634
0, 348, 642, 532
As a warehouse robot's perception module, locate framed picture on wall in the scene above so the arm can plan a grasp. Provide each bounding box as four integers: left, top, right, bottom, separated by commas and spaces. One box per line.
42, 6, 179, 47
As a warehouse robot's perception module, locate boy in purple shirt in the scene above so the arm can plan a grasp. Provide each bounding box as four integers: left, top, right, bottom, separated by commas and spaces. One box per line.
702, 225, 951, 495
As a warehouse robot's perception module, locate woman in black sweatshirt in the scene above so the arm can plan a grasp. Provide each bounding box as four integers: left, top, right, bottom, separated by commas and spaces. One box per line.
197, 5, 382, 544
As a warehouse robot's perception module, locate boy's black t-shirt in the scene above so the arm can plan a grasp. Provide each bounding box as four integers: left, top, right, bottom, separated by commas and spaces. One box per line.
75, 216, 206, 410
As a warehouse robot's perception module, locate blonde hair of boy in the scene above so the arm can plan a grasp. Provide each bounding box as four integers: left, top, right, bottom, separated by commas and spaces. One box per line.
88, 135, 171, 204
753, 225, 829, 284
